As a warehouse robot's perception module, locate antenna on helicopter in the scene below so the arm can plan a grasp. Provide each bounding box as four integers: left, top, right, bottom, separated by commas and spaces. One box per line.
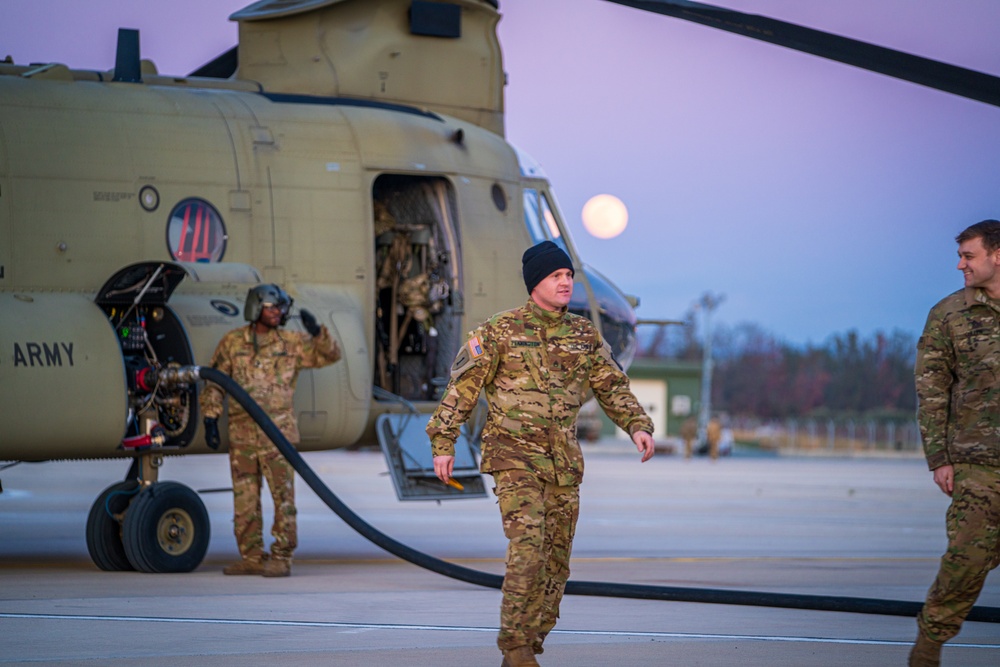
112, 28, 142, 83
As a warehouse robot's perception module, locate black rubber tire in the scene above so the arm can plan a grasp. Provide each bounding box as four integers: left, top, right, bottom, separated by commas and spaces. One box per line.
122, 481, 210, 573
85, 479, 140, 571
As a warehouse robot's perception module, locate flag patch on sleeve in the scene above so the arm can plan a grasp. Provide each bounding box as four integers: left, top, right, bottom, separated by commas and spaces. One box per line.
469, 335, 484, 358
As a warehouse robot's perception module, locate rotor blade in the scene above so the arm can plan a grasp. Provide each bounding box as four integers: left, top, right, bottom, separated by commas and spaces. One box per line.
604, 0, 1000, 107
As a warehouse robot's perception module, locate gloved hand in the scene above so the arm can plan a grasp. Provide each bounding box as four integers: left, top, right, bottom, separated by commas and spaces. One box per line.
203, 417, 220, 450
300, 308, 321, 337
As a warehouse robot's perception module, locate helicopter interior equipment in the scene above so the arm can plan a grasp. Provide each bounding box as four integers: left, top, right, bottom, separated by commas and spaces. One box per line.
1, 0, 998, 574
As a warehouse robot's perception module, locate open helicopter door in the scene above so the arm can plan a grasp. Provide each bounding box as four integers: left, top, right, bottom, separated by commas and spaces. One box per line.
375, 408, 486, 501
372, 175, 463, 403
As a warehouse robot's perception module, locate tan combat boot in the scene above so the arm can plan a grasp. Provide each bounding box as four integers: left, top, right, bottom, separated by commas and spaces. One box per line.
908, 631, 942, 667
222, 558, 265, 575
500, 645, 540, 667
262, 558, 291, 577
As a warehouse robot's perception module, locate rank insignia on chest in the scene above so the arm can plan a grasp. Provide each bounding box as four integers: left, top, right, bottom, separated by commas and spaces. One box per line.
468, 335, 484, 358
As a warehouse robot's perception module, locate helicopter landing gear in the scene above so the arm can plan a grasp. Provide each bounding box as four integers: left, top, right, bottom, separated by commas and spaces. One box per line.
85, 479, 141, 571
122, 481, 209, 573
85, 455, 210, 573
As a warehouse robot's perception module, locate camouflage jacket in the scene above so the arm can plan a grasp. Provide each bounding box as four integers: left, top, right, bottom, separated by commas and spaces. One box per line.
427, 299, 653, 486
200, 324, 340, 443
915, 287, 1000, 470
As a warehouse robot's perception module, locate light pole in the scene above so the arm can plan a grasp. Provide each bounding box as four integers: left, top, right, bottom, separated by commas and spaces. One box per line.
696, 292, 724, 450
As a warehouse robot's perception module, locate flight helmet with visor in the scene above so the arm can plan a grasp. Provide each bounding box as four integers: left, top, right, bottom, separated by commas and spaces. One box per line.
244, 283, 293, 325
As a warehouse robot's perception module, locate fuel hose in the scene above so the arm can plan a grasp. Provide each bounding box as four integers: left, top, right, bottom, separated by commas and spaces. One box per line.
197, 366, 1000, 623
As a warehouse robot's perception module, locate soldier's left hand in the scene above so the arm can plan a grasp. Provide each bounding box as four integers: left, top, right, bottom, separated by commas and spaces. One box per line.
300, 308, 322, 337
932, 464, 954, 497
434, 455, 455, 483
632, 430, 655, 462
203, 417, 221, 450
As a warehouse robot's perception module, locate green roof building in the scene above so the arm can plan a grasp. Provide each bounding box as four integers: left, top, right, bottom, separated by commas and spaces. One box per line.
584, 358, 702, 441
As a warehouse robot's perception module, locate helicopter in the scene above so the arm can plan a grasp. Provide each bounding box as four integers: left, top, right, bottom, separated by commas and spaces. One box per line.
1, 0, 998, 574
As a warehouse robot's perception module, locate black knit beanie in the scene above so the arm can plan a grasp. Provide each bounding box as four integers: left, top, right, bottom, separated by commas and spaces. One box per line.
522, 241, 574, 294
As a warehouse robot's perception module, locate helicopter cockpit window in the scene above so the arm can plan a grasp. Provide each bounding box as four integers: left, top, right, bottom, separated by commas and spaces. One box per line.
166, 198, 227, 263
522, 189, 564, 248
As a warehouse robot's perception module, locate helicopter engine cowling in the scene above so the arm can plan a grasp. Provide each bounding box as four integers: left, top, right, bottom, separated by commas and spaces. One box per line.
2, 262, 208, 461
1, 292, 131, 459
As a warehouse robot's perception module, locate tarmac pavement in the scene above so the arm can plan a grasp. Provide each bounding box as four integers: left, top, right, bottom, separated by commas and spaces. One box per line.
1, 441, 998, 666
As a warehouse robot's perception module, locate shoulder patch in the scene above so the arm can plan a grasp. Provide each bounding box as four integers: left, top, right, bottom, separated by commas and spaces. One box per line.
450, 335, 485, 379
468, 335, 484, 359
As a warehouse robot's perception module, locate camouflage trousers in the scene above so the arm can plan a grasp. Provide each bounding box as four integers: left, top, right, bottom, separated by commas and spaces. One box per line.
229, 436, 297, 562
492, 468, 581, 652
918, 463, 1000, 642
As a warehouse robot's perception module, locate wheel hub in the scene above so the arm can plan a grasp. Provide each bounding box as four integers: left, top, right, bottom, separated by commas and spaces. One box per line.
156, 509, 194, 555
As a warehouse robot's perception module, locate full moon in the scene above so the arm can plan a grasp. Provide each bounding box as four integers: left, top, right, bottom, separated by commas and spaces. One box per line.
582, 194, 628, 239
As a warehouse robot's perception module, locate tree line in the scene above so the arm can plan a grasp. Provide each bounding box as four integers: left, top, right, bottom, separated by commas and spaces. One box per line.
638, 315, 917, 421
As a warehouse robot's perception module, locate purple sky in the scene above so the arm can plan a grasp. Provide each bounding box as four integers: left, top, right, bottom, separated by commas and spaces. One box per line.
3, 0, 999, 345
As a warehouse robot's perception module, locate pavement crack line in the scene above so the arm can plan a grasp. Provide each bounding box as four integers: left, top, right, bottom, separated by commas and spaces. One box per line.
1, 612, 997, 650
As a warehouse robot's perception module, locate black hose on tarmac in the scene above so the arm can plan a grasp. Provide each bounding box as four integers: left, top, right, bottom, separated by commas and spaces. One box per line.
198, 366, 1000, 624
199, 367, 502, 589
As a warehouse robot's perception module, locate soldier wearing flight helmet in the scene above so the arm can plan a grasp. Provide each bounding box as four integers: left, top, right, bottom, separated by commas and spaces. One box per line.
200, 284, 341, 577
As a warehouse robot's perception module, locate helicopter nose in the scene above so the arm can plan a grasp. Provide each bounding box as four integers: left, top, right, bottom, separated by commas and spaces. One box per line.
569, 264, 638, 369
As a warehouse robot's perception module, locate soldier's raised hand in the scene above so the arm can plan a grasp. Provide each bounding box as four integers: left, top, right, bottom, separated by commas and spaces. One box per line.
300, 309, 321, 337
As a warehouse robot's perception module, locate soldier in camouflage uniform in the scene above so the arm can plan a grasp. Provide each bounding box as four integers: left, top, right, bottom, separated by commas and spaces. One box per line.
911, 220, 1000, 667
201, 284, 341, 578
680, 416, 697, 460
427, 241, 655, 667
706, 416, 722, 461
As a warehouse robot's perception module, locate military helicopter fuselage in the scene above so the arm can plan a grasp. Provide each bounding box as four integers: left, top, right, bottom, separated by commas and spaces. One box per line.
0, 0, 642, 572
0, 0, 639, 465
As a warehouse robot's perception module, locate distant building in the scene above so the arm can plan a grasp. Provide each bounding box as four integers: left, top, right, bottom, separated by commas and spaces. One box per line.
585, 358, 701, 441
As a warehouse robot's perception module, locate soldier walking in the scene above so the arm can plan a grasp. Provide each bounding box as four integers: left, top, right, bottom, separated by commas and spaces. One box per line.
911, 220, 1000, 666
706, 416, 722, 461
680, 416, 697, 460
201, 284, 341, 577
427, 241, 655, 666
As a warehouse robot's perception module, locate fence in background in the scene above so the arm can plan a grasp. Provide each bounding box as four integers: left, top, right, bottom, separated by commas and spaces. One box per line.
732, 417, 922, 454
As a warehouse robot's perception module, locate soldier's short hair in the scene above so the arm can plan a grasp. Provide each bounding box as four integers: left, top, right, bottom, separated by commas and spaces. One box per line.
956, 219, 1000, 253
